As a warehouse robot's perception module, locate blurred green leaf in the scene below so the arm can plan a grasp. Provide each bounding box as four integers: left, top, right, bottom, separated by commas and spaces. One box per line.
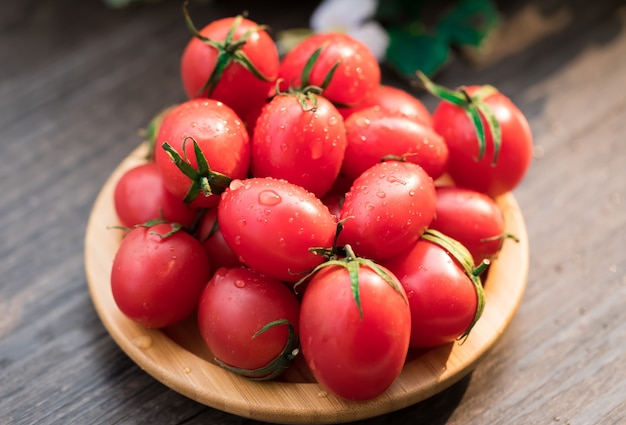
385, 26, 450, 77
437, 0, 499, 47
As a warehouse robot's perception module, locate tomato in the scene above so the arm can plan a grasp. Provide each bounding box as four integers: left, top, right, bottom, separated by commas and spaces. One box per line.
113, 162, 198, 228
111, 222, 211, 328
299, 257, 411, 400
251, 92, 347, 198
383, 235, 481, 348
197, 267, 300, 379
180, 12, 279, 119
341, 107, 449, 181
338, 160, 437, 261
154, 99, 250, 208
430, 185, 506, 264
278, 32, 380, 107
338, 84, 433, 128
431, 85, 533, 196
217, 177, 338, 283
196, 207, 242, 271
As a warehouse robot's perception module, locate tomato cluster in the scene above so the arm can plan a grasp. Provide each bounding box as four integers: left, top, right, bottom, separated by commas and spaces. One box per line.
109, 8, 532, 402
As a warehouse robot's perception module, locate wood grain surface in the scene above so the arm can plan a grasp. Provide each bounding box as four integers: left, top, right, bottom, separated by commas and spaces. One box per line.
2, 0, 625, 424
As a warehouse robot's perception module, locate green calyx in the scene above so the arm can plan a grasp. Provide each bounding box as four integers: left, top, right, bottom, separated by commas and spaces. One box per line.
416, 70, 502, 165
279, 44, 340, 112
162, 137, 232, 205
214, 319, 300, 381
297, 243, 408, 320
183, 2, 273, 97
420, 228, 486, 343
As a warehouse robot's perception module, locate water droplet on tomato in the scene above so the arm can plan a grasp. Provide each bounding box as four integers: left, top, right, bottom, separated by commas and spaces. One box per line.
234, 279, 246, 288
409, 190, 415, 196
238, 218, 247, 228
387, 175, 407, 185
258, 189, 282, 206
229, 179, 245, 191
365, 202, 375, 211
354, 116, 371, 128
233, 235, 242, 245
278, 237, 287, 247
327, 115, 338, 126
376, 191, 386, 198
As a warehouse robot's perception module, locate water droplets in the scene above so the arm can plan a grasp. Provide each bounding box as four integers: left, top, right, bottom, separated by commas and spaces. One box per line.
258, 189, 282, 206
234, 279, 246, 288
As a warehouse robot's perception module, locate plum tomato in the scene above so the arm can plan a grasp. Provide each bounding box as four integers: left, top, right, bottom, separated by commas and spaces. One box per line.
299, 256, 411, 400
338, 84, 433, 128
197, 267, 300, 379
111, 222, 211, 328
341, 107, 449, 181
251, 92, 347, 198
217, 177, 338, 283
430, 83, 533, 196
113, 162, 198, 228
383, 234, 483, 348
430, 185, 507, 265
196, 207, 242, 271
278, 32, 380, 107
180, 11, 279, 119
338, 160, 437, 261
154, 99, 250, 208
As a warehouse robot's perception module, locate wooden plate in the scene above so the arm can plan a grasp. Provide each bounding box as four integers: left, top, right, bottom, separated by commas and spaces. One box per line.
84, 143, 529, 424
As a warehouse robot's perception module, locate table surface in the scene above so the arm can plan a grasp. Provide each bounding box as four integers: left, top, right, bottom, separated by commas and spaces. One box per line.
2, 0, 625, 424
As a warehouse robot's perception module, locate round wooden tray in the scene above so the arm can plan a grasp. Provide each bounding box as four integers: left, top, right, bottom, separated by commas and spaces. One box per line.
84, 143, 529, 424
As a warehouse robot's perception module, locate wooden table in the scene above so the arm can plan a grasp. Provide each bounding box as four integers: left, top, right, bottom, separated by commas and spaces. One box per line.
2, 0, 625, 423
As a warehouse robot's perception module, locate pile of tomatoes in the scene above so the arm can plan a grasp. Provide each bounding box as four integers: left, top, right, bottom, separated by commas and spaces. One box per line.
109, 7, 533, 402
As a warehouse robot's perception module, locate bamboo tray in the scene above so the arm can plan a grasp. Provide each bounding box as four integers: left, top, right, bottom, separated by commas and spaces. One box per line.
84, 143, 529, 424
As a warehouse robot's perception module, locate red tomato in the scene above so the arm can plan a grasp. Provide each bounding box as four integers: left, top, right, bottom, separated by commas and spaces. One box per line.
197, 267, 300, 379
251, 93, 347, 198
432, 85, 533, 196
196, 207, 242, 271
341, 107, 449, 181
338, 84, 433, 128
278, 33, 380, 106
217, 177, 338, 283
111, 223, 211, 328
430, 185, 506, 264
154, 99, 250, 208
338, 161, 437, 261
299, 260, 411, 400
113, 162, 198, 228
180, 14, 279, 119
383, 237, 480, 348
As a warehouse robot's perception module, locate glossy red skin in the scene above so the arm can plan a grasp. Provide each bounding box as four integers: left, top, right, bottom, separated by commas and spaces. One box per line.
113, 162, 198, 228
217, 177, 338, 283
181, 16, 279, 119
383, 238, 477, 348
278, 33, 380, 107
338, 161, 437, 261
430, 185, 505, 264
197, 267, 300, 373
154, 99, 250, 209
251, 94, 347, 198
341, 107, 449, 181
111, 223, 211, 329
432, 86, 533, 196
197, 207, 242, 271
338, 84, 433, 128
299, 264, 411, 400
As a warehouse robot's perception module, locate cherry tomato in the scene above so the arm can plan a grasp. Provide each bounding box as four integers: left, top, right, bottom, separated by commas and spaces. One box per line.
278, 32, 380, 107
383, 237, 480, 348
154, 99, 250, 208
430, 185, 506, 264
197, 267, 300, 379
299, 259, 411, 400
111, 222, 211, 328
341, 107, 449, 181
251, 92, 347, 198
180, 13, 279, 119
113, 162, 198, 228
196, 207, 242, 271
338, 160, 437, 261
432, 85, 533, 196
217, 177, 338, 283
338, 84, 433, 128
